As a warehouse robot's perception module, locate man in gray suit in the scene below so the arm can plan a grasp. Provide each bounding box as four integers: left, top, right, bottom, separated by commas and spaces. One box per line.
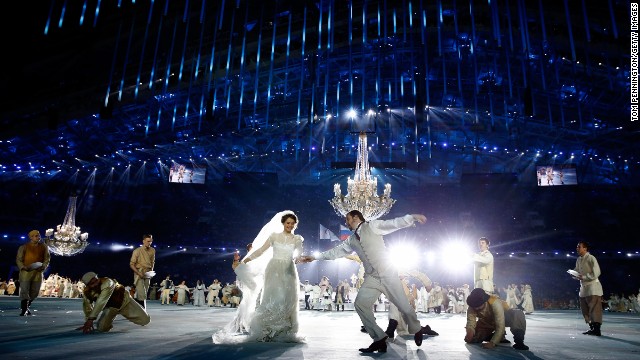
300, 210, 433, 353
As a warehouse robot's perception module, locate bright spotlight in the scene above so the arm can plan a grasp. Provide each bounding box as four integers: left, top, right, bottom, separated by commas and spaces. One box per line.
389, 243, 419, 271
347, 109, 357, 118
425, 251, 436, 264
111, 244, 134, 251
439, 241, 473, 273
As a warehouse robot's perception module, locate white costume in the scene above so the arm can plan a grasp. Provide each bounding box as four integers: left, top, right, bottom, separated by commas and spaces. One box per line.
207, 281, 222, 306
311, 284, 321, 309
419, 286, 430, 312
213, 210, 304, 343
472, 249, 494, 293
506, 285, 519, 309
520, 285, 534, 314
175, 283, 189, 305
192, 281, 206, 306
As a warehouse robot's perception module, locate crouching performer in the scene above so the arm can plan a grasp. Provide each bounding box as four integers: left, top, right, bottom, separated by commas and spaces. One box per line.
79, 272, 150, 333
464, 288, 529, 351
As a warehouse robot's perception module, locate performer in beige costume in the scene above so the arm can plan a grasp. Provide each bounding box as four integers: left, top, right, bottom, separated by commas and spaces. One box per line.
129, 234, 156, 308
79, 272, 150, 333
159, 275, 174, 305
465, 288, 529, 351
572, 241, 604, 336
16, 230, 51, 316
207, 279, 222, 307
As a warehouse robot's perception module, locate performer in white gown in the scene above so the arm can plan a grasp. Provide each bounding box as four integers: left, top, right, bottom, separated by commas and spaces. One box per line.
213, 210, 305, 343
520, 284, 534, 314
192, 280, 206, 306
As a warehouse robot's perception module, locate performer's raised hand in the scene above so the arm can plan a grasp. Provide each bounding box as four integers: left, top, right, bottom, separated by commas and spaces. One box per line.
411, 214, 427, 224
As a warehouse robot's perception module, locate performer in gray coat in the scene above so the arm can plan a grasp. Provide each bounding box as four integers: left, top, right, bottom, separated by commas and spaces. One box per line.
300, 210, 433, 353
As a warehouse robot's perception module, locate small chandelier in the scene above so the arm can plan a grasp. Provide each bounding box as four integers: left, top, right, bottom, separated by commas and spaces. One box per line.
329, 132, 396, 220
45, 196, 89, 256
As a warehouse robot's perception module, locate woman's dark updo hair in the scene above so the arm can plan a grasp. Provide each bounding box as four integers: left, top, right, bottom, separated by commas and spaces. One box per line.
281, 213, 298, 224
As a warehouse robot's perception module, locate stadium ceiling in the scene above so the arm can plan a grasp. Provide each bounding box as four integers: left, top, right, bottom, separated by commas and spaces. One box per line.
1, 0, 637, 186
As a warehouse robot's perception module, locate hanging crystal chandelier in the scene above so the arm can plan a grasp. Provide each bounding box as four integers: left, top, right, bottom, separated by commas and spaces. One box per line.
44, 196, 89, 256
329, 132, 396, 220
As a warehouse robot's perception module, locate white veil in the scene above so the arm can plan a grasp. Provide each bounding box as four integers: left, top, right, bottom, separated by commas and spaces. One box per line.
245, 210, 296, 261
238, 210, 296, 289
214, 210, 294, 341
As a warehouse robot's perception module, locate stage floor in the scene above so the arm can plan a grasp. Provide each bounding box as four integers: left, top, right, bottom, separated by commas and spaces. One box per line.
2, 296, 639, 360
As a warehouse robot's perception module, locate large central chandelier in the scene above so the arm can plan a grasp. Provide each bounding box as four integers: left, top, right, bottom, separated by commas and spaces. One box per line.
329, 132, 396, 220
44, 196, 89, 256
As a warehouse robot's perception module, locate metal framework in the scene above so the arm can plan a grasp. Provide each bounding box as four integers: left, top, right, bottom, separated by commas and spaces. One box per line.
0, 0, 636, 186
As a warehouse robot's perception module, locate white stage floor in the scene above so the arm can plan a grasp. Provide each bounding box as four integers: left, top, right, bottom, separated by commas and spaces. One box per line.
2, 296, 639, 360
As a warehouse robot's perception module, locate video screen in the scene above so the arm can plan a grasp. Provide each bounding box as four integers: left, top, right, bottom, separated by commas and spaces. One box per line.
169, 162, 206, 184
536, 164, 577, 186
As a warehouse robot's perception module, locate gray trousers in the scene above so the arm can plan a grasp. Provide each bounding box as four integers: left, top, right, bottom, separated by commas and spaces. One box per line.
355, 273, 421, 341
19, 280, 42, 301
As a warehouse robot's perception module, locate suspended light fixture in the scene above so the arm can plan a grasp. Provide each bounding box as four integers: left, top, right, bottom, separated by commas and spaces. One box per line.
44, 196, 89, 256
329, 132, 396, 220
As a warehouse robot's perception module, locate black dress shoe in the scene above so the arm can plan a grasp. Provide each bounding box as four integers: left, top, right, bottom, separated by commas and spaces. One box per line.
359, 336, 388, 353
422, 325, 439, 336
414, 330, 423, 346
360, 325, 368, 333
513, 342, 529, 350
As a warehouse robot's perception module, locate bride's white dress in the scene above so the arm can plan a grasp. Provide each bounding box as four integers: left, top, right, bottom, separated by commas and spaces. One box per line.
213, 231, 304, 343
247, 232, 303, 342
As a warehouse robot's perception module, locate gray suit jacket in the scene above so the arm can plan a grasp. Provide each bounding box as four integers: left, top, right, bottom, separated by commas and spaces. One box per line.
318, 215, 416, 278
